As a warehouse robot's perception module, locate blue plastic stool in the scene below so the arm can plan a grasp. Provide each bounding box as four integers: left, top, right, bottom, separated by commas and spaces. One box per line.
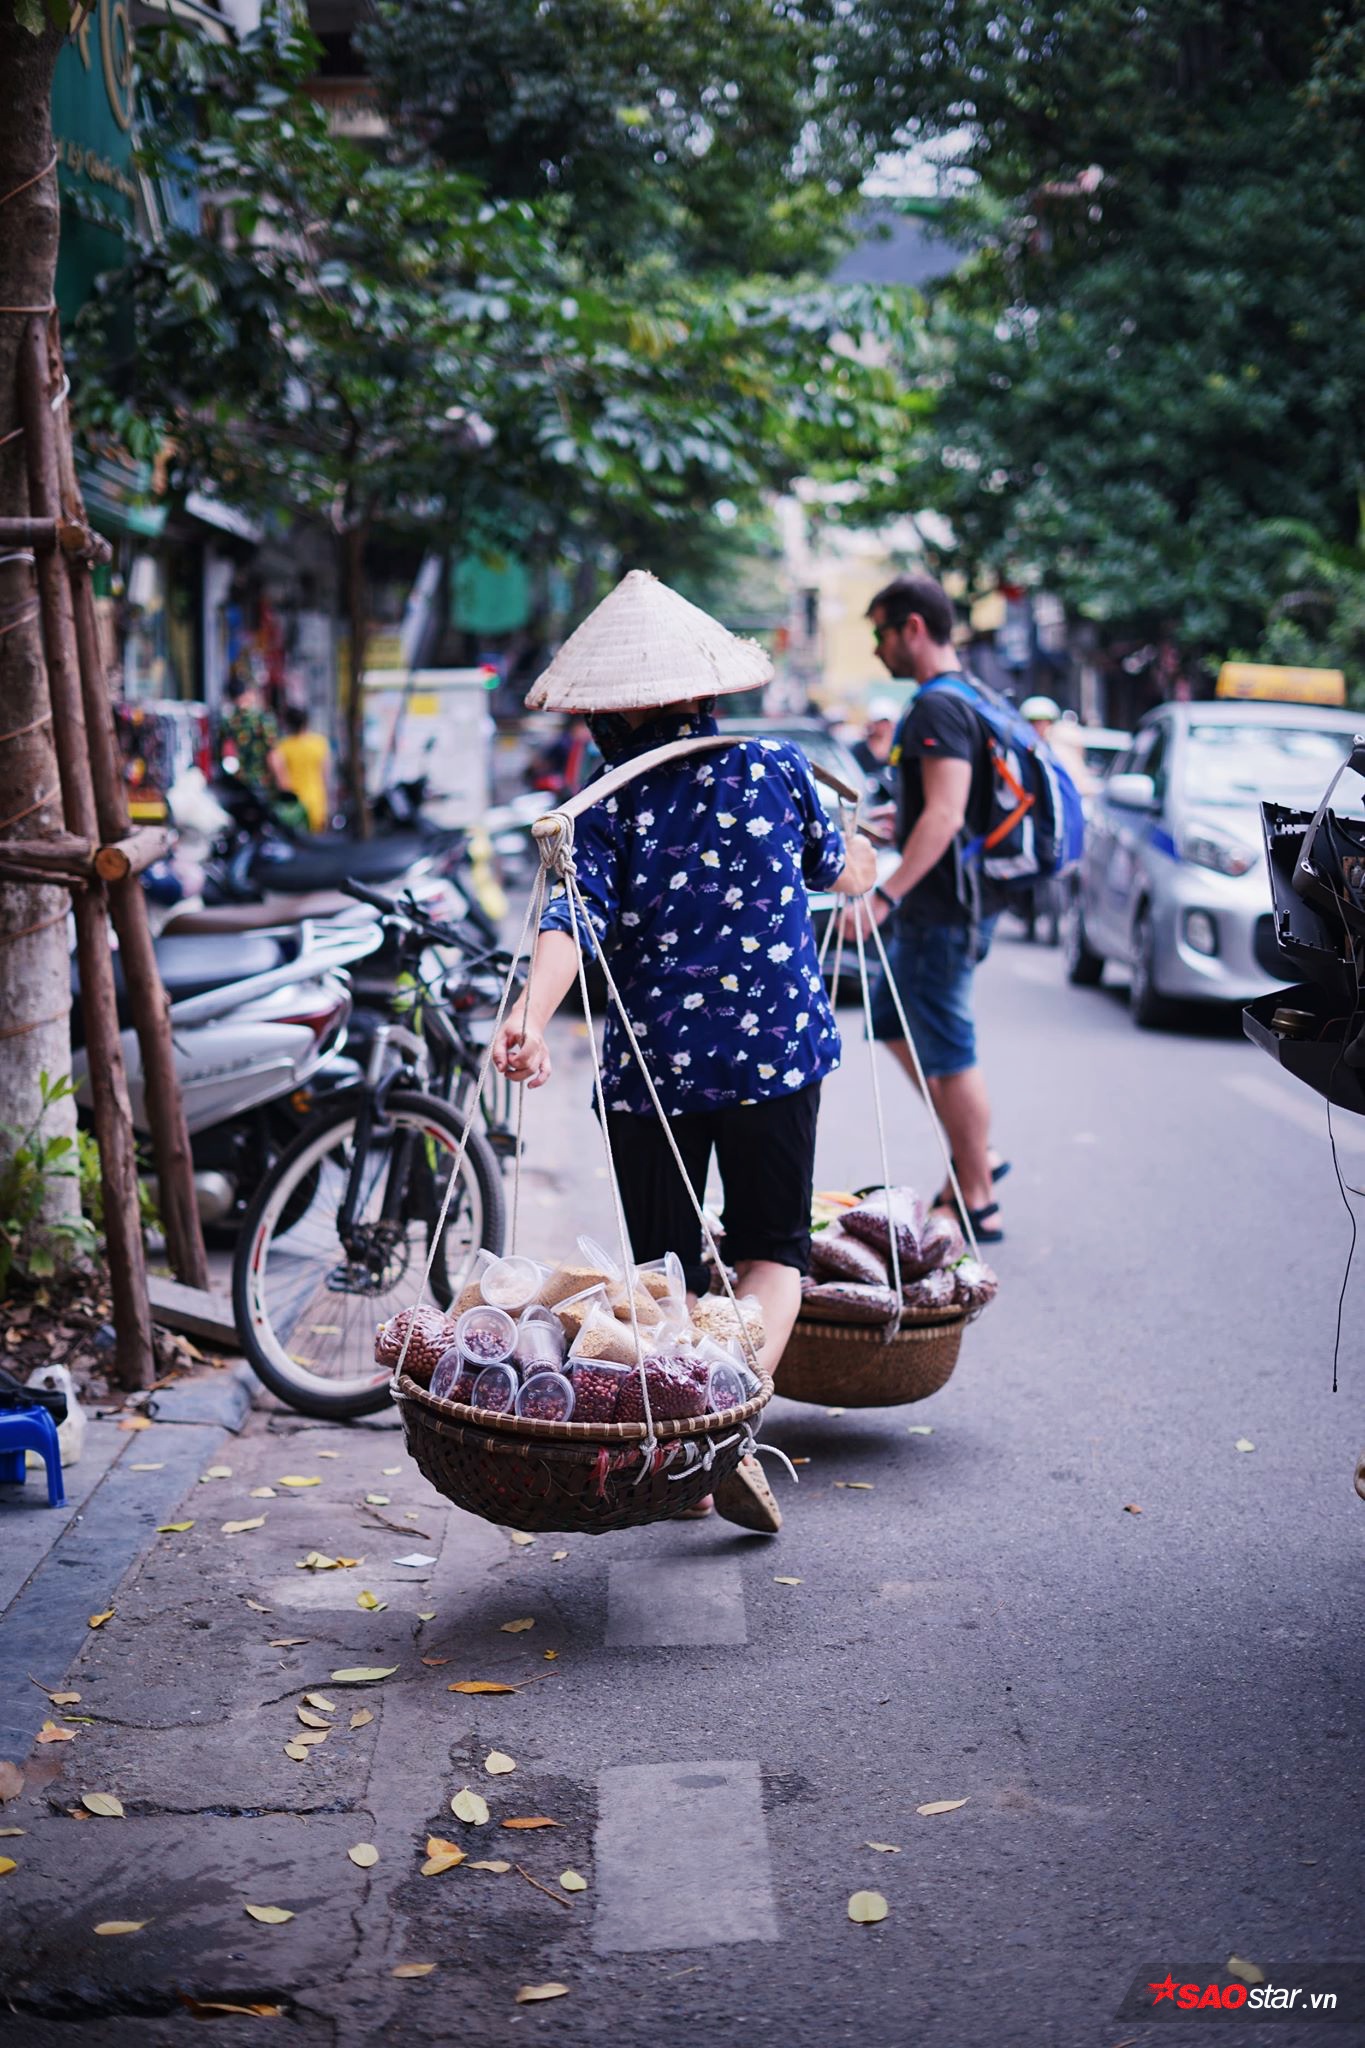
0, 1405, 66, 1507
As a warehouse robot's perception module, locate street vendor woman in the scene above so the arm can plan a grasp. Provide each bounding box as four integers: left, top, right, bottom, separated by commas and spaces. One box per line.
492, 571, 876, 1527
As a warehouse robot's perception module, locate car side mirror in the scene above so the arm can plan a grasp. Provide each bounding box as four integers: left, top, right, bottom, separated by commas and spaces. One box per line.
1106, 771, 1158, 811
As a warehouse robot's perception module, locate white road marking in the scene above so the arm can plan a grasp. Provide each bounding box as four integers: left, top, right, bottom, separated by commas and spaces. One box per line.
1225, 1070, 1365, 1152
593, 1760, 778, 1953
606, 1559, 747, 1647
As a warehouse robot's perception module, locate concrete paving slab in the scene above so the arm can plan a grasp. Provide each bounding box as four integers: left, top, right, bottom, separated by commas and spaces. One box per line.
605, 1559, 747, 1647
592, 1760, 777, 1953
0, 1418, 126, 1613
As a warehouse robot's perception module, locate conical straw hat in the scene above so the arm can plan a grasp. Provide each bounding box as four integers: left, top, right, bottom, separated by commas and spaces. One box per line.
525, 570, 773, 712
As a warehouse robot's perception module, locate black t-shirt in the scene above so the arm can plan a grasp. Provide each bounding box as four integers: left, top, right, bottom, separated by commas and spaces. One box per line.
890, 676, 994, 926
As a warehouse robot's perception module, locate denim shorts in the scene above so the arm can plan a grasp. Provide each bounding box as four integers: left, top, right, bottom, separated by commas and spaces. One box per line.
868, 917, 996, 1078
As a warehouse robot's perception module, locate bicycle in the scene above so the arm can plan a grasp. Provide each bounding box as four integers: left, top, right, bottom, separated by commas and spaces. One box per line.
232, 884, 519, 1419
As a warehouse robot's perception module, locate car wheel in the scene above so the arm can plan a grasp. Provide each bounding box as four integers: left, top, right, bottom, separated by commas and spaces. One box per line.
1129, 908, 1175, 1029
1064, 892, 1104, 987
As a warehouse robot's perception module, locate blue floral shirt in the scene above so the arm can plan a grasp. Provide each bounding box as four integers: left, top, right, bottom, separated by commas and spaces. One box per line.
539, 710, 846, 1116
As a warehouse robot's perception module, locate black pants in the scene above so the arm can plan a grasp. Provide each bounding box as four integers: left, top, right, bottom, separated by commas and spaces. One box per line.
606, 1084, 822, 1298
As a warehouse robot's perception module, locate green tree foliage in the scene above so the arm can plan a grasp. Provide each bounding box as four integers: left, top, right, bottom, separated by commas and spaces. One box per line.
361, 0, 886, 278
848, 2, 1365, 673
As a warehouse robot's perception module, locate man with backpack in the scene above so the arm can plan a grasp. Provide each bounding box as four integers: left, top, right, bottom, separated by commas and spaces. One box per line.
842, 573, 1082, 1245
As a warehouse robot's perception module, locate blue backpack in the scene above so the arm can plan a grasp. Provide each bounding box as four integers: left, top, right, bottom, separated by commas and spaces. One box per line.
917, 674, 1086, 898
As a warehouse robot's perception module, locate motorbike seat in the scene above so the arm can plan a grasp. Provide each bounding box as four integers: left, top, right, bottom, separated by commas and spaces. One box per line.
70, 934, 291, 1049
246, 832, 430, 895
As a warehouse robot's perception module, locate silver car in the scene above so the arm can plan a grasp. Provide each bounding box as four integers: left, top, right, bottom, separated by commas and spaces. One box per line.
1065, 700, 1363, 1026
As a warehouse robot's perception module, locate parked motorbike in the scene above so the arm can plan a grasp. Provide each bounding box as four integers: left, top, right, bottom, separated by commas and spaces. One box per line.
1245, 731, 1365, 1502
71, 918, 383, 1232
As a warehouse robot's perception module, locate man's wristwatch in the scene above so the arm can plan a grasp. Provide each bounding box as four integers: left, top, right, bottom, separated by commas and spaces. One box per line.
873, 885, 901, 912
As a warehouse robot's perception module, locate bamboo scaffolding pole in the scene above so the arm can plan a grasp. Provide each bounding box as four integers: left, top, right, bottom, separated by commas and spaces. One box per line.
19, 316, 155, 1389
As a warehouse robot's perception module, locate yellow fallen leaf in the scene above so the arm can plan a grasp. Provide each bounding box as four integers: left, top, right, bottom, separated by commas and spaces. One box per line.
284, 1742, 312, 1762
484, 1751, 516, 1776
330, 1667, 397, 1683
128, 1462, 164, 1470
268, 1638, 308, 1648
249, 1487, 276, 1499
297, 1707, 330, 1729
450, 1787, 490, 1826
905, 1424, 933, 1435
0, 1829, 24, 1838
222, 1516, 266, 1536
448, 1681, 517, 1696
559, 1870, 588, 1893
916, 1798, 968, 1816
1235, 1438, 1256, 1453
356, 1590, 387, 1612
81, 1793, 125, 1818
94, 1921, 146, 1935
864, 1842, 901, 1853
0, 1858, 16, 1877
417, 1611, 436, 1621
200, 1465, 233, 1481
382, 1467, 402, 1476
833, 1481, 873, 1491
88, 1610, 114, 1628
118, 1414, 152, 1431
421, 1836, 466, 1875
278, 1475, 321, 1488
156, 1521, 195, 1533
773, 1576, 803, 1586
244, 1904, 294, 1924
500, 1817, 560, 1831
314, 1449, 341, 1458
500, 1617, 535, 1633
825, 1407, 846, 1418
552, 1551, 568, 1562
516, 1984, 569, 2005
1227, 1956, 1265, 1987
350, 1708, 374, 1730
348, 1843, 379, 1868
392, 1962, 437, 1978
292, 1729, 328, 1747
468, 1859, 511, 1873
365, 1494, 390, 1506
848, 1890, 888, 1924
508, 1532, 534, 1547
35, 1721, 76, 1744
244, 1599, 272, 1614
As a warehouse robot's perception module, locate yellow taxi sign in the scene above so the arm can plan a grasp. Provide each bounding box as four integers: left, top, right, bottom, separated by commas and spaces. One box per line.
1216, 662, 1347, 706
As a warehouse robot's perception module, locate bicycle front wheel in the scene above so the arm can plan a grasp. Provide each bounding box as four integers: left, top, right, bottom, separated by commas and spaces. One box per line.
233, 1089, 505, 1419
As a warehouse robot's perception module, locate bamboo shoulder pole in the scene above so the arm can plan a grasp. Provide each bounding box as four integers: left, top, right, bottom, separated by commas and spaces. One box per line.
19, 317, 155, 1389
49, 334, 208, 1291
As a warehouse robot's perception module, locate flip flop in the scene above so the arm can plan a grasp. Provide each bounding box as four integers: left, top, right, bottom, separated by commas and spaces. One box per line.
712, 1456, 782, 1534
932, 1157, 1010, 1209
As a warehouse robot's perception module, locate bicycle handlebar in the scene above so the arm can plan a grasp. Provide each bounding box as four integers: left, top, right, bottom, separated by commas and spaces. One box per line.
341, 876, 515, 980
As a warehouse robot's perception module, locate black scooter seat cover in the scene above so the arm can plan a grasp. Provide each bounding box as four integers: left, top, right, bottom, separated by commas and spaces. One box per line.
70, 934, 290, 1047
246, 832, 429, 894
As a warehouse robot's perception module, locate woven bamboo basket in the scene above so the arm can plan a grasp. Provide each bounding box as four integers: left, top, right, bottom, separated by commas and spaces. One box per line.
774, 1310, 968, 1409
392, 1365, 772, 1533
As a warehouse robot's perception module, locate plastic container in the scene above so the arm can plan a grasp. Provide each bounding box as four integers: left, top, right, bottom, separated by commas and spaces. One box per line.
568, 1299, 641, 1367
568, 1357, 633, 1425
700, 1357, 747, 1414
430, 1347, 477, 1405
479, 1255, 545, 1313
453, 1246, 498, 1316
514, 1370, 576, 1423
470, 1362, 519, 1414
553, 1282, 612, 1342
636, 1252, 686, 1310
519, 1303, 562, 1333
454, 1304, 516, 1367
514, 1320, 566, 1373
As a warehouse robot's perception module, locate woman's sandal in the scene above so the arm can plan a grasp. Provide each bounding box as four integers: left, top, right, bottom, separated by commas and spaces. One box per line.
932, 1157, 1010, 1209
711, 1455, 782, 1535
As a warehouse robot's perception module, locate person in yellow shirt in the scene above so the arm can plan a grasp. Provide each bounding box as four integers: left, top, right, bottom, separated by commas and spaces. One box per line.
270, 705, 332, 834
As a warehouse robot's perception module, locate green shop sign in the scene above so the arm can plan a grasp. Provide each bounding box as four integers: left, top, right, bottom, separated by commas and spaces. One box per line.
51, 0, 137, 327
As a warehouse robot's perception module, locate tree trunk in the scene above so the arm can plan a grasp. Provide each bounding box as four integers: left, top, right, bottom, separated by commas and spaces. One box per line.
0, 21, 78, 1222
341, 519, 371, 838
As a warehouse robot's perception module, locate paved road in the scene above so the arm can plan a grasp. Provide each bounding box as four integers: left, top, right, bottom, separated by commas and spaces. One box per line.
3, 924, 1362, 2046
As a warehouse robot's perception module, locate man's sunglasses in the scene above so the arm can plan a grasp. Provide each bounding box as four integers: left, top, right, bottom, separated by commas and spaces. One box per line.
872, 620, 902, 643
